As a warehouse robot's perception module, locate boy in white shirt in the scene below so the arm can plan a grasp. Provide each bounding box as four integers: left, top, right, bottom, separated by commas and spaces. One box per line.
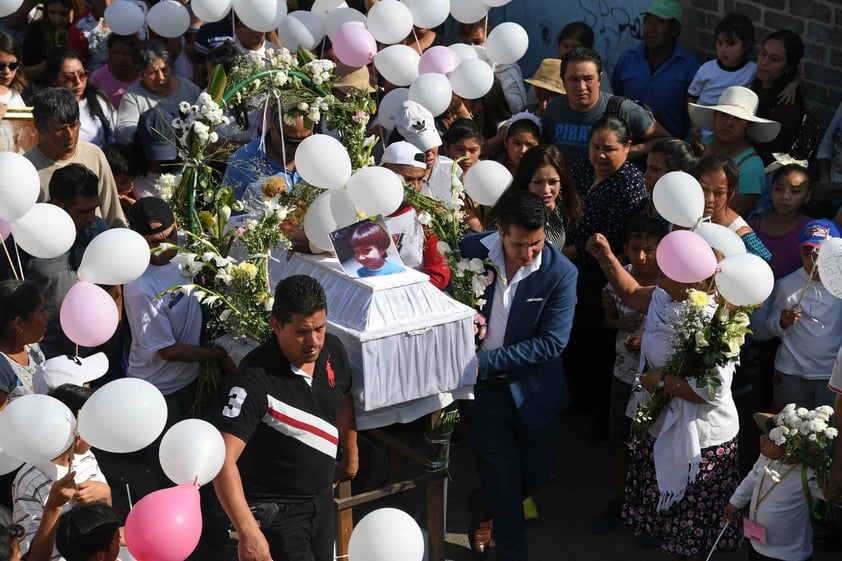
765, 219, 842, 410
725, 405, 835, 561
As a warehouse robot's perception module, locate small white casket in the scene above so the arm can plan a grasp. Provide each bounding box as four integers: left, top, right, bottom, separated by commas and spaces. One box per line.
269, 252, 476, 415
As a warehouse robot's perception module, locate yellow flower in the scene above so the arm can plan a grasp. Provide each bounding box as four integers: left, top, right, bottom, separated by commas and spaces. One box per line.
199, 210, 215, 230
687, 289, 709, 308
239, 262, 258, 280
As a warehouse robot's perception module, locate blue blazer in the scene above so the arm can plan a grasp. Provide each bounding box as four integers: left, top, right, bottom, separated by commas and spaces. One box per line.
461, 232, 578, 430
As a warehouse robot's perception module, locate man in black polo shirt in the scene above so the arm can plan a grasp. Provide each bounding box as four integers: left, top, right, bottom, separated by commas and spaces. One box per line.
213, 275, 358, 561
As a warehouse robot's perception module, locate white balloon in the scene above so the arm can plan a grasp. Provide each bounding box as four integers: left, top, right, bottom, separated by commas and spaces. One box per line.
485, 22, 528, 65
159, 419, 225, 486
104, 0, 145, 35
482, 0, 511, 6
145, 0, 190, 38
0, 152, 39, 221
693, 222, 746, 257
401, 0, 449, 29
715, 253, 775, 306
78, 378, 168, 454
0, 0, 22, 18
310, 0, 347, 19
449, 0, 488, 24
296, 135, 352, 190
0, 445, 22, 476
348, 507, 424, 561
408, 73, 452, 117
652, 171, 705, 228
277, 10, 325, 51
818, 237, 842, 299
303, 191, 339, 252
448, 42, 479, 62
0, 395, 75, 464
329, 188, 359, 228
78, 229, 151, 285
378, 88, 409, 130
463, 160, 512, 206
366, 0, 413, 45
347, 167, 404, 216
324, 7, 366, 38
374, 45, 420, 87
234, 0, 287, 33
11, 203, 75, 258
190, 0, 232, 23
449, 59, 494, 100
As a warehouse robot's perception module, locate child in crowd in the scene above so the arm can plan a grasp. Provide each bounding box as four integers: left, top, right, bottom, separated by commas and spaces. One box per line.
350, 221, 404, 277
13, 383, 111, 561
592, 214, 665, 535
443, 118, 487, 233
101, 142, 142, 215
499, 112, 541, 175
765, 219, 842, 410
696, 154, 772, 260
747, 159, 813, 410
55, 502, 121, 561
0, 523, 23, 561
688, 13, 756, 107
725, 405, 835, 561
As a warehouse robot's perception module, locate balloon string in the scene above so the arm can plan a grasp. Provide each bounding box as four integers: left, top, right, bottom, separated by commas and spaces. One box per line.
411, 27, 420, 53
0, 236, 19, 280
705, 520, 729, 561
126, 483, 134, 510
13, 242, 24, 280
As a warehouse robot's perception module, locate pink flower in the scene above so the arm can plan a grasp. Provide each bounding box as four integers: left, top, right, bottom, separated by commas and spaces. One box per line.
474, 312, 487, 342
352, 110, 367, 124
234, 227, 246, 239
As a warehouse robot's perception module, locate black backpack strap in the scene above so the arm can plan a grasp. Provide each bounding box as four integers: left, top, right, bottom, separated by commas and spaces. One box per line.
606, 95, 625, 117
734, 151, 761, 168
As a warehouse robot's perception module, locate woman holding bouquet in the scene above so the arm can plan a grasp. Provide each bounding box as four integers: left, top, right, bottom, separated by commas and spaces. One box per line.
586, 232, 743, 560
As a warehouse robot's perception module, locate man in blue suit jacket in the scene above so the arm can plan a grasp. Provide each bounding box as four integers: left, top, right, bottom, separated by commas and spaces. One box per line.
461, 190, 577, 561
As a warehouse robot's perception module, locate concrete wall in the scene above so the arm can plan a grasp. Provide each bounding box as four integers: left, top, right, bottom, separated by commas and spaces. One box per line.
487, 0, 842, 126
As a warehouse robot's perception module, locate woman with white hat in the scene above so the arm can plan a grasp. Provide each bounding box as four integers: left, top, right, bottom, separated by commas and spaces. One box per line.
688, 85, 780, 217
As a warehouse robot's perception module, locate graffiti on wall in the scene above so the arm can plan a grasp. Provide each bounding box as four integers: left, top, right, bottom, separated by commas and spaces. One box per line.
486, 0, 652, 82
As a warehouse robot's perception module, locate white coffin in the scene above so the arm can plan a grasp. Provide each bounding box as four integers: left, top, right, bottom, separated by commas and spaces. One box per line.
268, 252, 476, 415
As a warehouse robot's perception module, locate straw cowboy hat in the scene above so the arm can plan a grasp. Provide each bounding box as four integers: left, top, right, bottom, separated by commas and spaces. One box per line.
524, 58, 565, 95
688, 86, 781, 143
333, 63, 376, 95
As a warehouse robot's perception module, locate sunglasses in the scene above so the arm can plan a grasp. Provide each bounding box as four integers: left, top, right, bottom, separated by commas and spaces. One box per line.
59, 70, 88, 84
0, 61, 20, 71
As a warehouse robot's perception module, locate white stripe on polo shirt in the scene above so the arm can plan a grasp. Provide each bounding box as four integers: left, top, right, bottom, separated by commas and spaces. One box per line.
262, 395, 339, 458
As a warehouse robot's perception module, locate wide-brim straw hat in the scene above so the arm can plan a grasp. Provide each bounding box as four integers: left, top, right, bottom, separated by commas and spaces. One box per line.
524, 58, 565, 95
334, 63, 376, 94
688, 86, 781, 143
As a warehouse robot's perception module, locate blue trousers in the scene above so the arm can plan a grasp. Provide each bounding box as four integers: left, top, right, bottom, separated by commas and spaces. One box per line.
470, 380, 558, 561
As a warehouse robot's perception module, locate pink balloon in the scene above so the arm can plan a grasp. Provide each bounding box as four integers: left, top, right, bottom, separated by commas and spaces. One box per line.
60, 281, 119, 347
332, 22, 377, 67
656, 230, 718, 284
125, 484, 202, 561
418, 45, 462, 77
0, 218, 9, 240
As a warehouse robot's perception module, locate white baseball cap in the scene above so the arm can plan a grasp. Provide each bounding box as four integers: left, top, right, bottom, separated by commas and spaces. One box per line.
394, 100, 442, 152
381, 141, 427, 169
34, 352, 109, 394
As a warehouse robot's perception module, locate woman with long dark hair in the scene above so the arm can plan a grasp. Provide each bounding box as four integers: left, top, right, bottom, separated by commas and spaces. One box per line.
0, 32, 28, 110
44, 46, 115, 146
752, 30, 806, 166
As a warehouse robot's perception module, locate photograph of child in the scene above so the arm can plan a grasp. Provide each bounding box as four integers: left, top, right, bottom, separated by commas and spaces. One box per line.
330, 216, 406, 278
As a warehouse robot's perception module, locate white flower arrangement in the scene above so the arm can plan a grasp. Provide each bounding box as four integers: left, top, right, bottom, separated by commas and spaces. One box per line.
767, 403, 838, 487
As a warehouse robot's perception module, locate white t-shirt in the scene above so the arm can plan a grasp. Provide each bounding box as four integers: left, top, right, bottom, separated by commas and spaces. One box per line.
124, 260, 202, 395
829, 344, 842, 393
0, 89, 25, 106
688, 59, 757, 107
729, 453, 821, 561
78, 96, 115, 147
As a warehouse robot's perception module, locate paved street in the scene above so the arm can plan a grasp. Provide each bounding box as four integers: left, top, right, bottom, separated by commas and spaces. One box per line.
96, 390, 841, 561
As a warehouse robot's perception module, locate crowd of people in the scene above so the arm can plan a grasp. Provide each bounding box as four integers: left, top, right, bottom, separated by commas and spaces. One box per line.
1, 1, 842, 561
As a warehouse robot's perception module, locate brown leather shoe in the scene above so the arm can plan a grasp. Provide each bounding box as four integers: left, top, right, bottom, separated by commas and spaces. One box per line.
468, 489, 493, 558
